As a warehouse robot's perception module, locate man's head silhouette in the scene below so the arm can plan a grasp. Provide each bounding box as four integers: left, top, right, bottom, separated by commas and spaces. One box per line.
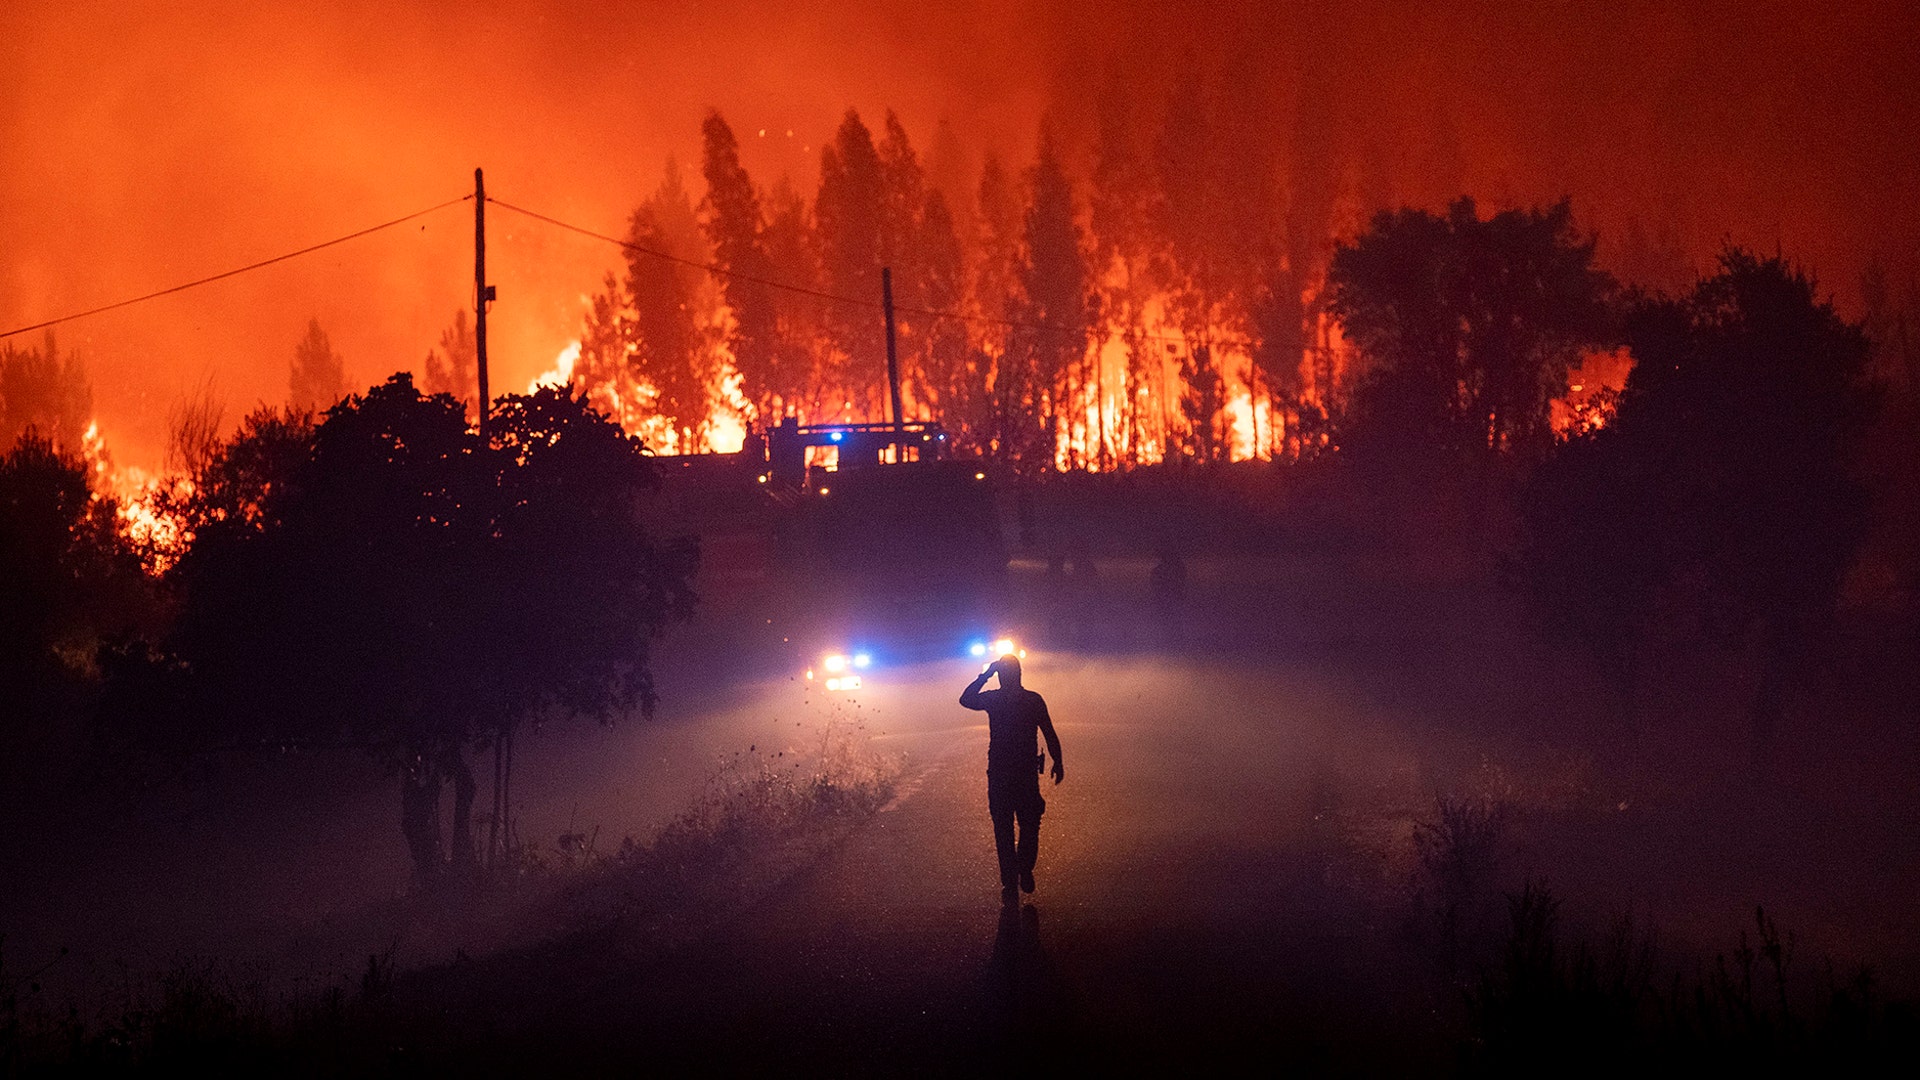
994, 654, 1022, 689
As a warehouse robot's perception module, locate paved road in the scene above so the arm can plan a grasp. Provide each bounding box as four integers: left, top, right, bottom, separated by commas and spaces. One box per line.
422, 654, 1452, 1074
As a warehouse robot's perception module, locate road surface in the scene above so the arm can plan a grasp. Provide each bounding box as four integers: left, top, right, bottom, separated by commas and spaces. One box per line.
406, 653, 1462, 1073
9, 553, 1918, 1072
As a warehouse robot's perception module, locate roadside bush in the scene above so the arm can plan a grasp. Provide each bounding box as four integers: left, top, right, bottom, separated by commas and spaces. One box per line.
1464, 885, 1918, 1075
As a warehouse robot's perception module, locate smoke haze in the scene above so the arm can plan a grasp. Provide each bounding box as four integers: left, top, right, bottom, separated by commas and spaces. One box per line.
4, 0, 1915, 469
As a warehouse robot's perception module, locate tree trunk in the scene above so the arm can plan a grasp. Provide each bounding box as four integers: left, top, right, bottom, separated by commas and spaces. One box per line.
400, 751, 442, 888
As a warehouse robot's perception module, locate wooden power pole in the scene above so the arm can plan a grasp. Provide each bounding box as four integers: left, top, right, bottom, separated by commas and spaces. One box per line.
474, 167, 505, 871
474, 167, 493, 441
882, 266, 903, 430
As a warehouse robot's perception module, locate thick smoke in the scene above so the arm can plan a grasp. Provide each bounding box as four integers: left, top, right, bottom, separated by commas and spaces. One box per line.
3, 0, 1914, 469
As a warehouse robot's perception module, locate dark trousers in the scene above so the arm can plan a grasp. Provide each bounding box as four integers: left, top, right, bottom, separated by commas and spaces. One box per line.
987, 769, 1046, 888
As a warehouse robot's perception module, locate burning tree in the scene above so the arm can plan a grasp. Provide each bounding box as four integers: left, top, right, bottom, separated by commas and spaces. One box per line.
568, 102, 1637, 473
629, 163, 725, 450
968, 152, 1025, 456
289, 317, 349, 412
815, 110, 889, 419
0, 330, 93, 453
571, 163, 728, 453
761, 178, 827, 418
421, 308, 477, 413
913, 188, 973, 433
1000, 131, 1089, 471
701, 111, 782, 422
1090, 71, 1167, 468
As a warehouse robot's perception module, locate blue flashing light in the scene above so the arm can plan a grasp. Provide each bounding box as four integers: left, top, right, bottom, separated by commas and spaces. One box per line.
829, 430, 844, 442
968, 641, 987, 658
853, 652, 872, 669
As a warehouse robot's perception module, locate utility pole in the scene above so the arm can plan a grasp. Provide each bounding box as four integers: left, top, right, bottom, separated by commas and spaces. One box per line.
882, 266, 903, 431
474, 167, 504, 871
474, 167, 493, 441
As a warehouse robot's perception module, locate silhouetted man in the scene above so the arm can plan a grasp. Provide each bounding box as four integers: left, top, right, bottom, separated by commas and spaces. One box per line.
960, 655, 1063, 905
1149, 546, 1187, 644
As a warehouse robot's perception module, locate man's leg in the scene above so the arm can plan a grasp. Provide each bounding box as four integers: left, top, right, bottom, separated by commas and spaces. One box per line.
1015, 787, 1045, 892
988, 790, 1019, 899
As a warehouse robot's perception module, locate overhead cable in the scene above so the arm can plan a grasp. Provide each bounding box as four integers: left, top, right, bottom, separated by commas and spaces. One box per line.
0, 195, 474, 341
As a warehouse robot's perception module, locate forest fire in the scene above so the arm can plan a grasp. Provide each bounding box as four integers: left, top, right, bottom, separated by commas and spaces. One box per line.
75, 421, 190, 575
2, 2, 1911, 475
5, 4, 1920, 1075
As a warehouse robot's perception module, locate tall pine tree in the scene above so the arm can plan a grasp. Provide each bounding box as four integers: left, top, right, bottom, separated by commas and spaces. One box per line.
290, 318, 347, 412
815, 110, 886, 419
1010, 130, 1089, 471
700, 111, 780, 424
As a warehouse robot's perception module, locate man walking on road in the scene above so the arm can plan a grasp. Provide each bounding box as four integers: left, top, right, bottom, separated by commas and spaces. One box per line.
960, 655, 1064, 905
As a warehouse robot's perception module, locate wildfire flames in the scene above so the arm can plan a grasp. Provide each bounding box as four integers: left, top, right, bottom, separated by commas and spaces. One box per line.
6, 2, 1888, 494
71, 420, 188, 575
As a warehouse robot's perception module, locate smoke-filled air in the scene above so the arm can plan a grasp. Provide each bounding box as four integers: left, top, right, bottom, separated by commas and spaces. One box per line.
5, 1, 1920, 1074
5, 1, 1917, 471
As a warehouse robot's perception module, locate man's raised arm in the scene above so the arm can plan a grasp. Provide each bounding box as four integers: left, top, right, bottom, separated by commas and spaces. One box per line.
960, 669, 992, 710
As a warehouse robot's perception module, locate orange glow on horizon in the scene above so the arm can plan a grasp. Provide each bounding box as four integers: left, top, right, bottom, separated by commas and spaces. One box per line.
3, 3, 1909, 473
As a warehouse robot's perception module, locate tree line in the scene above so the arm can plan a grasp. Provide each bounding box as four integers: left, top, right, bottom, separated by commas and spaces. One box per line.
528, 97, 1875, 481
552, 98, 1351, 469
3, 366, 699, 887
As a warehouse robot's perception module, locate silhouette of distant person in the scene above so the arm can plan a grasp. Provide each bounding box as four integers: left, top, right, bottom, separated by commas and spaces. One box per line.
1042, 553, 1069, 642
1149, 546, 1187, 644
1067, 549, 1101, 645
960, 655, 1063, 905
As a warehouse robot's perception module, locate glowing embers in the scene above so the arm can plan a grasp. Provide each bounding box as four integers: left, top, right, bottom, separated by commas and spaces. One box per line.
806, 650, 872, 692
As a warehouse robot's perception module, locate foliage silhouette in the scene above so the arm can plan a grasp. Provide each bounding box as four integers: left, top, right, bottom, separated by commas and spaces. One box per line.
1512, 249, 1879, 731
1465, 885, 1914, 1076
115, 375, 697, 884
0, 431, 144, 708
1328, 198, 1616, 459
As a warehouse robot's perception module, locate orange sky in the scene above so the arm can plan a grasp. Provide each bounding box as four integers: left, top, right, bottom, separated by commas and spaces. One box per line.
3, 0, 1915, 470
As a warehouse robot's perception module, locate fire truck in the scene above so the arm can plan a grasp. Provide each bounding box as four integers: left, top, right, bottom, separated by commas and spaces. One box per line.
644, 413, 1020, 693
649, 269, 1025, 689
759, 416, 1019, 689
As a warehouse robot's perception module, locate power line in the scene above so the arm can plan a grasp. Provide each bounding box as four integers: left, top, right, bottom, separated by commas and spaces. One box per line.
485, 195, 1258, 351
486, 197, 877, 313
0, 195, 474, 341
